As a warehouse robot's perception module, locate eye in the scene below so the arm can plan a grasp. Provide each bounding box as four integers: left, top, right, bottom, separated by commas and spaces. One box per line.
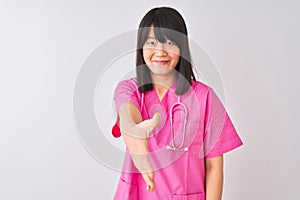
145, 38, 157, 46
166, 40, 175, 46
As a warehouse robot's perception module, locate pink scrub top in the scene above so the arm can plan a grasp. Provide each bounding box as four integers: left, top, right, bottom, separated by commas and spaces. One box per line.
113, 78, 243, 200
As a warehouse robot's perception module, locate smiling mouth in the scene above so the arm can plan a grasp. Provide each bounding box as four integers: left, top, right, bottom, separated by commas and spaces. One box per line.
153, 60, 169, 65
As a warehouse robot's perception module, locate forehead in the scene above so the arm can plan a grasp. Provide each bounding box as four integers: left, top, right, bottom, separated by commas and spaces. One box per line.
146, 26, 170, 41
147, 26, 155, 37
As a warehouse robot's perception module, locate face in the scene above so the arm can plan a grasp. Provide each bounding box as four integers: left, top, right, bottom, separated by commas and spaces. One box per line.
142, 26, 180, 77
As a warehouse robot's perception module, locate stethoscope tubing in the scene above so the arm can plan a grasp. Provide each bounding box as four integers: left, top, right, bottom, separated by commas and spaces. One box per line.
141, 93, 189, 152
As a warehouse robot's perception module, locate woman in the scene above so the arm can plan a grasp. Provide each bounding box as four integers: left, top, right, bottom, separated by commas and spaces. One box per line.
112, 7, 243, 200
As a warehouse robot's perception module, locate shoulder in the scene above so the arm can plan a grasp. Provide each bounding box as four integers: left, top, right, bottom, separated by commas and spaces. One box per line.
113, 77, 142, 112
117, 77, 138, 87
191, 80, 223, 105
115, 77, 138, 92
191, 80, 213, 96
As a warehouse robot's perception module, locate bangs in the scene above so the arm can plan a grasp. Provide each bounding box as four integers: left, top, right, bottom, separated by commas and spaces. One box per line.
152, 11, 180, 43
153, 26, 179, 44
139, 25, 183, 49
138, 8, 185, 48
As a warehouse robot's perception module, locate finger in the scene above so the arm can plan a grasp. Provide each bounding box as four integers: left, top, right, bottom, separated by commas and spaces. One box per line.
147, 180, 155, 192
142, 172, 155, 192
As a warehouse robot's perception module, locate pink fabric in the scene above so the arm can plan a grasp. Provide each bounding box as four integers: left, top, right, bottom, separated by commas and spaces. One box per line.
113, 78, 243, 200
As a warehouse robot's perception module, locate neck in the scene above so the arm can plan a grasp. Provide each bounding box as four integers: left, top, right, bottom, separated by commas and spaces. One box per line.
151, 72, 177, 89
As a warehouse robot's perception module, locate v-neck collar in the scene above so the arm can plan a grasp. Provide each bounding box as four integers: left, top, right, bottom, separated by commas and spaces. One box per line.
152, 79, 178, 103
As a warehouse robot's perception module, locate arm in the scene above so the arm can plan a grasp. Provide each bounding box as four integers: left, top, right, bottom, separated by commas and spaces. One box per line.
119, 103, 160, 140
119, 102, 161, 192
205, 155, 224, 200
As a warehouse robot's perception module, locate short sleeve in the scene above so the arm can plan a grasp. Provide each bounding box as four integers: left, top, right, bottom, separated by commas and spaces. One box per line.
113, 78, 141, 113
203, 87, 243, 158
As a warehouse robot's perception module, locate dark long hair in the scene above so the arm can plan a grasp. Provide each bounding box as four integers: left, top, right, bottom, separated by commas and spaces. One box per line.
136, 7, 196, 95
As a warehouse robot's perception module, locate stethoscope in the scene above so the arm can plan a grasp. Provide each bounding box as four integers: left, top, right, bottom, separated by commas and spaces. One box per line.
140, 92, 189, 152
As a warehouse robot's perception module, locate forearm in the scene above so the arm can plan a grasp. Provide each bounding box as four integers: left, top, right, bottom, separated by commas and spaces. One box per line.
118, 103, 158, 192
119, 103, 160, 172
120, 113, 152, 172
205, 156, 224, 200
119, 103, 160, 139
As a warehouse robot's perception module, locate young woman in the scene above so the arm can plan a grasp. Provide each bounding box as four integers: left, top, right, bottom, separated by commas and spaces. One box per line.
112, 7, 243, 200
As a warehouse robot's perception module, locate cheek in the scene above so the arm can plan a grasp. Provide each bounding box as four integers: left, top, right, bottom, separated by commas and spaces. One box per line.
174, 55, 180, 62
142, 49, 152, 62
143, 49, 151, 58
170, 53, 180, 65
169, 49, 180, 61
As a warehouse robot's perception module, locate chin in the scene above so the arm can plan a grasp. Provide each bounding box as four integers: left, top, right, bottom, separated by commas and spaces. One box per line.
151, 70, 175, 77
149, 66, 172, 74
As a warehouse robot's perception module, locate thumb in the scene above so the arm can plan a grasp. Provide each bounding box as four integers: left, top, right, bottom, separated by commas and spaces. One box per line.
151, 112, 161, 127
148, 112, 161, 134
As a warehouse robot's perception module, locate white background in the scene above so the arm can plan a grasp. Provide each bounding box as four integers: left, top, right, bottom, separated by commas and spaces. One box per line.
1, 0, 299, 199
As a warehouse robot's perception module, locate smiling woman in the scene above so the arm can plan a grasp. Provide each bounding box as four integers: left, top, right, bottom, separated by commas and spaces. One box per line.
136, 7, 195, 96
112, 6, 243, 200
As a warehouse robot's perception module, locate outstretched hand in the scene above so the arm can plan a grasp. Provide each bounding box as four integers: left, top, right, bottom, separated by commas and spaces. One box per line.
122, 112, 161, 192
137, 112, 161, 137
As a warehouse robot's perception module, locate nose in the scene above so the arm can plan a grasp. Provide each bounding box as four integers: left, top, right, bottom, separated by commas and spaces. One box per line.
154, 43, 168, 56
